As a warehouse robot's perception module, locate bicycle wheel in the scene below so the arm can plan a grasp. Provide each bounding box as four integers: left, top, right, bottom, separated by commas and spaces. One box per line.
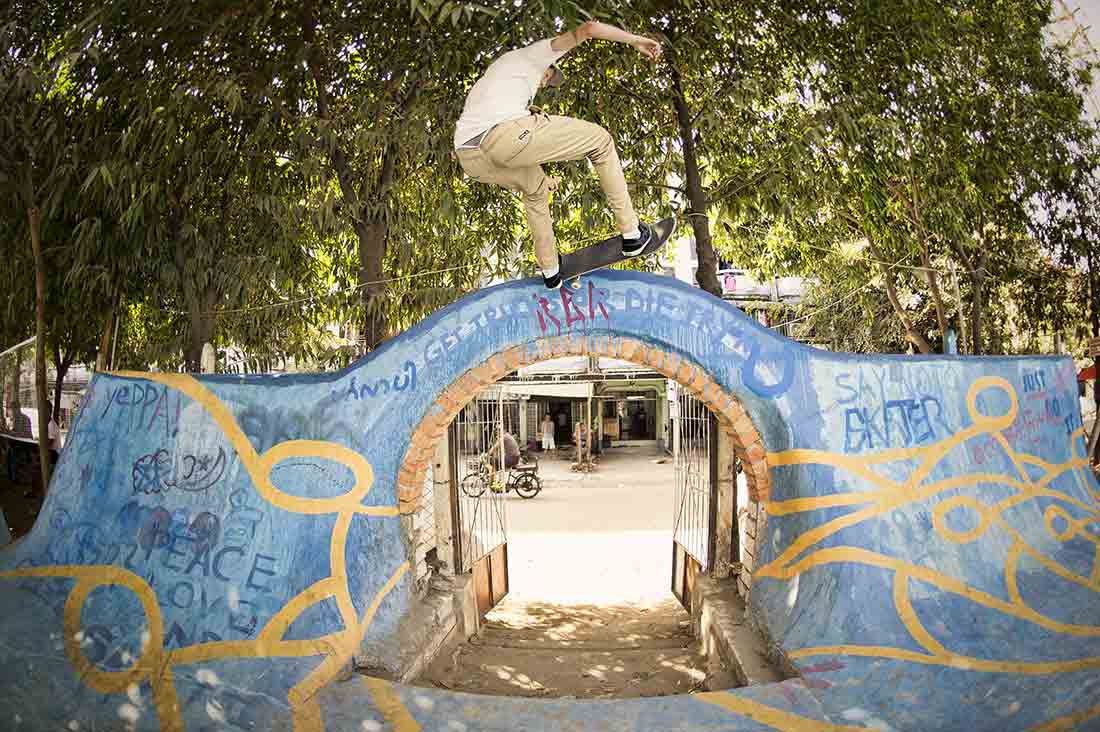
513, 473, 541, 499
461, 473, 487, 498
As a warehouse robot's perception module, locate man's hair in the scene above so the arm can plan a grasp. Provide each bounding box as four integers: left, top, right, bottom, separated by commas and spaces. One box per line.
546, 63, 565, 88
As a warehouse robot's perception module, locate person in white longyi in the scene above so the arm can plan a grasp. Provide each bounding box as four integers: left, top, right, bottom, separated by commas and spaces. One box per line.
541, 413, 556, 451
454, 21, 663, 289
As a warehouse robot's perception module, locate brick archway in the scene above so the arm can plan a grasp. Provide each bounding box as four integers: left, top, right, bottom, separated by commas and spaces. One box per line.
395, 332, 771, 519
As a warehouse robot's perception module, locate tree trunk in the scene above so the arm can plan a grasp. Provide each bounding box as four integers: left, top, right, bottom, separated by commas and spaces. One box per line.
185, 296, 216, 373
173, 220, 216, 373
883, 269, 932, 354
968, 249, 988, 355
667, 56, 720, 297
951, 265, 967, 355
28, 205, 51, 492
96, 284, 120, 371
946, 239, 986, 355
921, 244, 949, 347
51, 353, 71, 426
869, 240, 932, 353
357, 218, 390, 352
52, 367, 64, 425
185, 315, 203, 372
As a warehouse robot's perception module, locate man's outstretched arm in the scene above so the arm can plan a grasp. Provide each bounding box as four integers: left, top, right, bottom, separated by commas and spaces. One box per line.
551, 20, 662, 61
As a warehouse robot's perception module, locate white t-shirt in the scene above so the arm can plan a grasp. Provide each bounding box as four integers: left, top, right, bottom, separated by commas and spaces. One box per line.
453, 39, 567, 148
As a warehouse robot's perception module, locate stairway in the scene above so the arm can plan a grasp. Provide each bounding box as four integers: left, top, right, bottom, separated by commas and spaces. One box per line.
415, 596, 717, 699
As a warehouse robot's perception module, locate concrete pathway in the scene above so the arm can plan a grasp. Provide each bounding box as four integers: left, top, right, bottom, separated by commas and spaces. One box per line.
416, 446, 718, 698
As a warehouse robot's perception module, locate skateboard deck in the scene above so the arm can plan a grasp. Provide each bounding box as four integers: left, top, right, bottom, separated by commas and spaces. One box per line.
559, 216, 677, 288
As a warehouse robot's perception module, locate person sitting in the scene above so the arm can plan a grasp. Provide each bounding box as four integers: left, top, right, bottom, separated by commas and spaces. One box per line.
488, 431, 521, 471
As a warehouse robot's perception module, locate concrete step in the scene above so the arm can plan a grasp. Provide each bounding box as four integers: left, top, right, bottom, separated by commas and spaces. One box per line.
694, 577, 787, 686
472, 628, 692, 651
425, 642, 709, 699
480, 598, 691, 644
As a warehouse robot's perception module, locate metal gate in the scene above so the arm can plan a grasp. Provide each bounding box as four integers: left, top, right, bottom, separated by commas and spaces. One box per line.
671, 387, 718, 611
450, 391, 518, 616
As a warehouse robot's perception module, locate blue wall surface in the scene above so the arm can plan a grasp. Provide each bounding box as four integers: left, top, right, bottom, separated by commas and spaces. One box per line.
1, 271, 1098, 731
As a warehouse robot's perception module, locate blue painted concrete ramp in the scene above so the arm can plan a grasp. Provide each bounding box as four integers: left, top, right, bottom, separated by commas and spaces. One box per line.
1, 271, 1098, 731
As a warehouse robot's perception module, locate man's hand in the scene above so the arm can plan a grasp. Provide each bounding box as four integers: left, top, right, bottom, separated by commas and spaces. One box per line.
632, 36, 662, 61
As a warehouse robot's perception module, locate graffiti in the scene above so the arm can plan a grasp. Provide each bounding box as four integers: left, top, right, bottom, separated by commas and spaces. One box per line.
1005, 394, 1081, 445
136, 506, 174, 551
533, 281, 611, 335
844, 396, 946, 453
224, 486, 264, 547
88, 496, 282, 646
610, 284, 795, 396
738, 338, 796, 398
564, 283, 798, 396
616, 286, 712, 323
189, 512, 222, 554
764, 375, 1100, 701
100, 382, 182, 437
271, 458, 355, 498
132, 447, 227, 495
7, 275, 1100, 732
239, 401, 359, 452
47, 521, 111, 566
835, 367, 956, 453
958, 371, 1084, 464
423, 298, 531, 364
332, 361, 417, 402
836, 365, 962, 407
720, 328, 795, 398
1022, 369, 1048, 393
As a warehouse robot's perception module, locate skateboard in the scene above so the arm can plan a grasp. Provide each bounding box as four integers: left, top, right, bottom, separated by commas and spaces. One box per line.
559, 216, 677, 289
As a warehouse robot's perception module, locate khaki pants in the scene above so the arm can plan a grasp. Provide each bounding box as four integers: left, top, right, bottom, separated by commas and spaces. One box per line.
456, 113, 639, 272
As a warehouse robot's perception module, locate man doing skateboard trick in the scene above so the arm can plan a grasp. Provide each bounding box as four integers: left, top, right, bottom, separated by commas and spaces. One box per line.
454, 21, 663, 289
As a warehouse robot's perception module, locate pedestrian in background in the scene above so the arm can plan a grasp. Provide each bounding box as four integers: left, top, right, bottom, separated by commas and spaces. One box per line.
541, 413, 556, 452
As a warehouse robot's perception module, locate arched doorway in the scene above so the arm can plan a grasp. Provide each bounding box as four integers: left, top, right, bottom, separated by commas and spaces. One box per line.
396, 335, 778, 696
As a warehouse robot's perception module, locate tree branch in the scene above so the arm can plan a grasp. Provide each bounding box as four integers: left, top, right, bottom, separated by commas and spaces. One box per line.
628, 181, 685, 193
302, 0, 360, 213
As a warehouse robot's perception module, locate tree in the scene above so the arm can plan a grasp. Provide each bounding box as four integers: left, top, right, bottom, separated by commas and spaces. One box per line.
0, 17, 92, 488
717, 0, 1096, 355
233, 2, 501, 349
59, 0, 326, 372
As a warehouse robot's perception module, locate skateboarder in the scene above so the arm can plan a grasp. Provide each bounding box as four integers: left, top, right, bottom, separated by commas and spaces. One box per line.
454, 21, 663, 289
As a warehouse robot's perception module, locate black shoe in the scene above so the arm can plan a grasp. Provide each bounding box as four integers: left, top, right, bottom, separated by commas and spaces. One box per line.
543, 254, 563, 289
622, 222, 653, 257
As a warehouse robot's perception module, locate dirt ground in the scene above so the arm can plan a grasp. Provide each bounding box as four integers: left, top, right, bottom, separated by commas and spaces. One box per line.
415, 444, 722, 698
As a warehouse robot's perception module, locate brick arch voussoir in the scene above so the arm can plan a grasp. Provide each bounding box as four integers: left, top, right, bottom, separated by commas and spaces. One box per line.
396, 335, 771, 513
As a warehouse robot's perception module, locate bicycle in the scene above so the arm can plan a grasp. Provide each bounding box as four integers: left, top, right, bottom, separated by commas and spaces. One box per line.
460, 449, 542, 499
